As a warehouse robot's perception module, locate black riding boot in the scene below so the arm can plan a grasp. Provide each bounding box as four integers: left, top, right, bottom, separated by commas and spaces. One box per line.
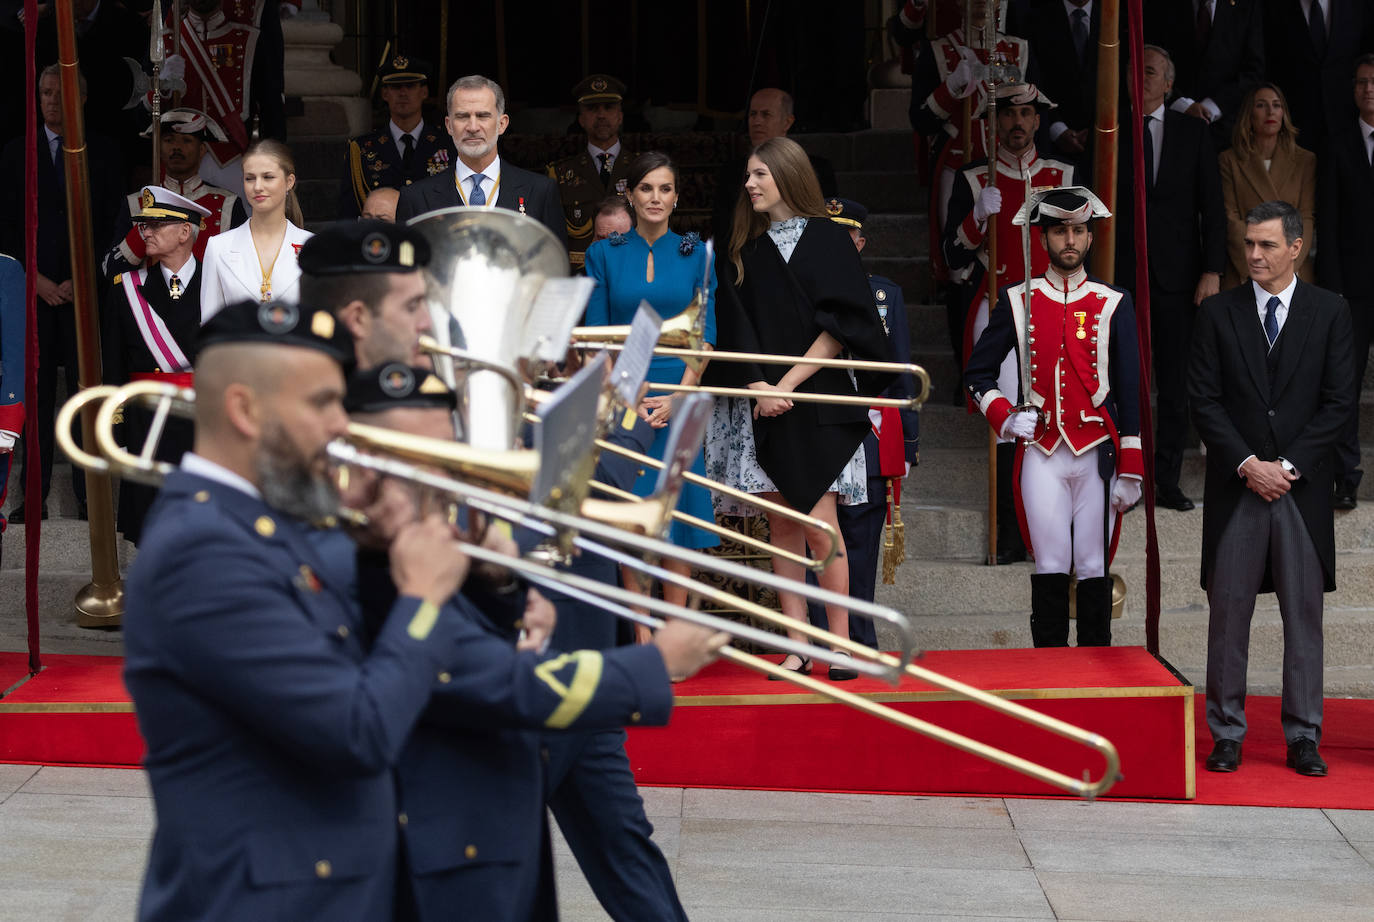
1029, 572, 1071, 647
996, 442, 1027, 563
1074, 576, 1114, 646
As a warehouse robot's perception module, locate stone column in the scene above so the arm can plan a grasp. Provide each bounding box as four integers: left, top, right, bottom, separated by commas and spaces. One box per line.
281, 0, 369, 137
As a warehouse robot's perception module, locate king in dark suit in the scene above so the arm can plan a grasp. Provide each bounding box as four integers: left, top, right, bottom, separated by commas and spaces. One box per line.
395, 75, 567, 248
1189, 200, 1354, 778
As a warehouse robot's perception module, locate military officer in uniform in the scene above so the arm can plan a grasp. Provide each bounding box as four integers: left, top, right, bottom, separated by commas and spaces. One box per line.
0, 252, 25, 566
105, 109, 246, 278
103, 187, 211, 544
805, 198, 921, 646
547, 74, 635, 269
964, 187, 1144, 648
339, 55, 457, 219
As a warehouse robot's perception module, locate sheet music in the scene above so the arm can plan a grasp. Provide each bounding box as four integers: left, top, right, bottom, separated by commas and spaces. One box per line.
653, 392, 712, 496
532, 352, 607, 505
525, 276, 597, 362
611, 301, 662, 408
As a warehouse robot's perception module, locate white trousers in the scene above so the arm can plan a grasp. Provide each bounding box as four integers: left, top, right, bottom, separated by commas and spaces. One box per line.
1020, 443, 1118, 577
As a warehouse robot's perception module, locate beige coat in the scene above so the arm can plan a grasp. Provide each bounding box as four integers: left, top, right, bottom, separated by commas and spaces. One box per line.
1218, 144, 1317, 289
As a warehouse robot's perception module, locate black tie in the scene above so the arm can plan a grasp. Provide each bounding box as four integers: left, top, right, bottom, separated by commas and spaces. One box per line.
597, 152, 612, 187
1309, 0, 1327, 60
401, 133, 415, 174
1195, 0, 1212, 51
1071, 8, 1089, 62
1143, 115, 1155, 194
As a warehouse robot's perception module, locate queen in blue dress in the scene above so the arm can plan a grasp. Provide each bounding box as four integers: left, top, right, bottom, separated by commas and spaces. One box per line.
583, 151, 720, 597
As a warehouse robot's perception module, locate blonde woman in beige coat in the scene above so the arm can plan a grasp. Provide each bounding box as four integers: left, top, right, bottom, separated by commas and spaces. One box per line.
1218, 83, 1316, 289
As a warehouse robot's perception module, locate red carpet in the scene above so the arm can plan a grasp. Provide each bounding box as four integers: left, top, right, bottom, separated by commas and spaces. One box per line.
1, 650, 1372, 809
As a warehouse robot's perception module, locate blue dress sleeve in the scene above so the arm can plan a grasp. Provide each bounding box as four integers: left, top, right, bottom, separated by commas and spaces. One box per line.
583, 239, 611, 326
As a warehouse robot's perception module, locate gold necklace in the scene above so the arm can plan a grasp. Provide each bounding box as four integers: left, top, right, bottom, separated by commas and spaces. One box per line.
254, 223, 285, 301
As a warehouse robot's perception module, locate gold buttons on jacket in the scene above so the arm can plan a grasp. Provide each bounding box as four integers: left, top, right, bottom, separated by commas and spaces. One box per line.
193, 490, 209, 503
315, 859, 332, 878
437, 671, 452, 684
398, 812, 409, 827
336, 625, 350, 639
255, 516, 276, 537
465, 845, 478, 860
630, 711, 642, 724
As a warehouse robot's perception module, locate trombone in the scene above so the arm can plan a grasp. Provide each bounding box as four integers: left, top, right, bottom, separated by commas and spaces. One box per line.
64, 382, 1123, 799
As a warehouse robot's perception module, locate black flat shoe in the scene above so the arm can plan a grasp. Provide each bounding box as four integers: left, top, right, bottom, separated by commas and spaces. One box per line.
767, 654, 812, 680
1205, 739, 1241, 772
1286, 738, 1328, 777
1333, 491, 1358, 511
827, 652, 859, 681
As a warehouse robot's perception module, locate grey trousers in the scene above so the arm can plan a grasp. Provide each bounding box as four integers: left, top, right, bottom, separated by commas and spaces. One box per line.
1205, 489, 1324, 745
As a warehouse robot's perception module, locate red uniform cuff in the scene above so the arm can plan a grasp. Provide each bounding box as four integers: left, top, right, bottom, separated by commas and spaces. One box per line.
1118, 446, 1144, 480
984, 396, 1013, 434
960, 210, 985, 248
0, 403, 24, 435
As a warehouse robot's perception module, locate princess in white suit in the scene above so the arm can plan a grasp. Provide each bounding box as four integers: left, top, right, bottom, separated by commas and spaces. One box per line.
200, 139, 313, 322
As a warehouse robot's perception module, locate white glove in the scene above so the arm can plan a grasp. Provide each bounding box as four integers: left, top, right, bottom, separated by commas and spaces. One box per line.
973, 185, 1003, 223
158, 54, 187, 96
0, 430, 14, 452
999, 411, 1037, 441
1112, 476, 1142, 513
945, 46, 980, 100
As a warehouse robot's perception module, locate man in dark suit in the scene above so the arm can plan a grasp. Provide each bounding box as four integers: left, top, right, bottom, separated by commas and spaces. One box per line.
338, 55, 456, 219
1264, 0, 1374, 156
1143, 0, 1264, 149
1189, 199, 1354, 777
1132, 44, 1226, 511
547, 74, 635, 270
102, 187, 209, 544
395, 74, 567, 249
1025, 0, 1098, 166
0, 64, 122, 522
1316, 52, 1374, 509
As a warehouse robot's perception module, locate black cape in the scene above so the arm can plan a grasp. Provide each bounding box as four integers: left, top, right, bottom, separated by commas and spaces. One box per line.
709, 217, 894, 511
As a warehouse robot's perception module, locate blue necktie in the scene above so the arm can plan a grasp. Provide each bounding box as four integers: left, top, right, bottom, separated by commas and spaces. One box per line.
1264, 295, 1280, 347
469, 173, 487, 206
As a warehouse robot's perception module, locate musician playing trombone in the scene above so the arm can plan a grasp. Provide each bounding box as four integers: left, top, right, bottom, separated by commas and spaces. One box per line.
336, 362, 726, 922
963, 187, 1143, 647
708, 137, 896, 680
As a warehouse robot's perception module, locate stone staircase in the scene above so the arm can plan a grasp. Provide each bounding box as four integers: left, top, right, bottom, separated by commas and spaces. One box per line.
7, 127, 1374, 698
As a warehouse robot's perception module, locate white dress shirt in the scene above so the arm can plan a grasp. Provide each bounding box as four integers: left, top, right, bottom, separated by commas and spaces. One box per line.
455, 155, 501, 207
587, 140, 622, 169
160, 256, 197, 290
45, 125, 60, 163
1252, 272, 1297, 345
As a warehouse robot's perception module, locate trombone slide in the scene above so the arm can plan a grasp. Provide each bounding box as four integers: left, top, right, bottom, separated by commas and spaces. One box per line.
647, 381, 922, 410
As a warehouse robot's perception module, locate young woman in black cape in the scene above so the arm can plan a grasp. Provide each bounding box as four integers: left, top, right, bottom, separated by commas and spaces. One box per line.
704, 137, 895, 679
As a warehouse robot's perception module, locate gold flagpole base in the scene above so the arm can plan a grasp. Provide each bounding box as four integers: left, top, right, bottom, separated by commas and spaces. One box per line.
76, 580, 125, 629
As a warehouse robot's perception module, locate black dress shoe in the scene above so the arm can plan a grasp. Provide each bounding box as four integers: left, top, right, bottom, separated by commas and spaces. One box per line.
995, 546, 1028, 565
1205, 739, 1241, 772
1286, 738, 1328, 777
767, 655, 812, 680
1333, 490, 1358, 511
1156, 487, 1195, 511
76, 502, 88, 521
8, 503, 47, 524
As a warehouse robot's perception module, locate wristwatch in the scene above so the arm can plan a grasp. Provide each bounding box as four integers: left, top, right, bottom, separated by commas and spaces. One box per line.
1279, 458, 1297, 476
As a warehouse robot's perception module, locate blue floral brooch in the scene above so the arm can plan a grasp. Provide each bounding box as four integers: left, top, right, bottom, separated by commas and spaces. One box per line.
608, 231, 628, 247
678, 231, 701, 255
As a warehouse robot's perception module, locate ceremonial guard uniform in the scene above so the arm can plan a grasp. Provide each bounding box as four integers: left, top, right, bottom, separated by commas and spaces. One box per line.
338, 56, 456, 219
965, 188, 1143, 647
547, 75, 635, 269
106, 110, 245, 277
103, 188, 209, 543
0, 255, 25, 558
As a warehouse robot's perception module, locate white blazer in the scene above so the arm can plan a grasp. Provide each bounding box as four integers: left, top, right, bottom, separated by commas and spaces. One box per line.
200, 220, 313, 323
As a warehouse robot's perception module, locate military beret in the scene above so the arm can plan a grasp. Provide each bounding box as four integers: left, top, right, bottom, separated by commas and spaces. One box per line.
197, 299, 354, 364
824, 197, 867, 230
1013, 186, 1112, 228
573, 74, 625, 105
132, 185, 212, 224
297, 220, 432, 276
345, 363, 456, 413
378, 54, 430, 86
